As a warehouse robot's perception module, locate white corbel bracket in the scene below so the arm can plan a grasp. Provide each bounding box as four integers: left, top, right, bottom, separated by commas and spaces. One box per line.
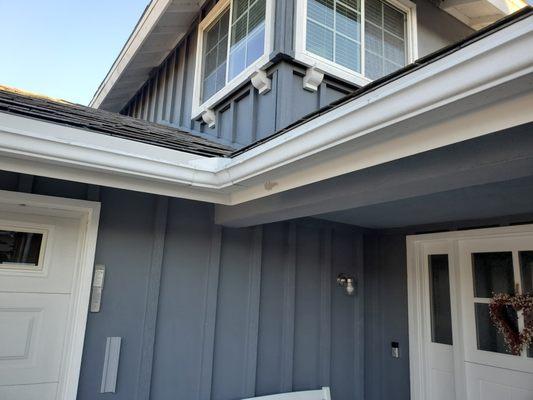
251, 69, 272, 95
201, 109, 216, 128
303, 67, 324, 92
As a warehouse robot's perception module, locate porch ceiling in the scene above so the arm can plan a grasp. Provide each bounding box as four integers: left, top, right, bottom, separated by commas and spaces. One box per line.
317, 175, 533, 229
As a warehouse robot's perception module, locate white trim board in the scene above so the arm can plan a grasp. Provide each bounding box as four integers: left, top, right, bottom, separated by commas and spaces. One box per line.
0, 189, 100, 400
1, 15, 532, 206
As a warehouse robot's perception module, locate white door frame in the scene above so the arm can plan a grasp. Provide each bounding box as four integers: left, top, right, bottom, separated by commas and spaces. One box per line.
0, 189, 100, 400
406, 223, 533, 400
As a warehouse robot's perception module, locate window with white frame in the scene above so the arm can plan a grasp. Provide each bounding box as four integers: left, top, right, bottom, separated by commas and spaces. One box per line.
197, 0, 269, 106
297, 0, 415, 84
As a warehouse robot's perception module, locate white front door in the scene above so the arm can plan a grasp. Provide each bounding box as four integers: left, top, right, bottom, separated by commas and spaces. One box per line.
408, 226, 533, 400
0, 193, 99, 400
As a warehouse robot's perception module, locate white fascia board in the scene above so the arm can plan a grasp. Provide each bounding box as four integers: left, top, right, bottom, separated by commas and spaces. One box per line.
1, 16, 532, 205
0, 112, 231, 204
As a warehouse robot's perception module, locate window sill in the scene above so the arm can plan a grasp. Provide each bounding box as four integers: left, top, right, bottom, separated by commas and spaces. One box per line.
192, 55, 271, 122
295, 50, 373, 88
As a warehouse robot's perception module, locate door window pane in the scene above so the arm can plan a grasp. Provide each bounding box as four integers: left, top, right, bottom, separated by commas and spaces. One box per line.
475, 302, 518, 354
519, 251, 533, 294
0, 230, 43, 266
429, 254, 453, 345
472, 252, 514, 298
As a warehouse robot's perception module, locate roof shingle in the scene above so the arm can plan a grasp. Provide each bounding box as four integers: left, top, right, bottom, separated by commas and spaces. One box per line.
0, 86, 233, 157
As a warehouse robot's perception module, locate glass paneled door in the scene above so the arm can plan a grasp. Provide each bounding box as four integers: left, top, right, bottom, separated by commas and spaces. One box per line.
459, 235, 533, 400
409, 226, 533, 400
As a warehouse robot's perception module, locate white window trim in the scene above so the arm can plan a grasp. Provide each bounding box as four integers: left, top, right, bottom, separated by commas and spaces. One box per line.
192, 0, 276, 121
294, 0, 418, 86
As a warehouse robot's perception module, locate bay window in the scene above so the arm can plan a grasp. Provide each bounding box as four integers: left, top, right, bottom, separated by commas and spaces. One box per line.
193, 0, 273, 119
296, 0, 417, 85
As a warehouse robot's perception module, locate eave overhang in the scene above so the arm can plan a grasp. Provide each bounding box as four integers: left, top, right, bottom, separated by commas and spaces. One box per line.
2, 11, 532, 206
89, 0, 206, 112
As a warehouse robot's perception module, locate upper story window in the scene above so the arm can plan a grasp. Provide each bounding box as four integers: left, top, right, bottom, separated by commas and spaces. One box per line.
193, 0, 274, 119
295, 0, 417, 85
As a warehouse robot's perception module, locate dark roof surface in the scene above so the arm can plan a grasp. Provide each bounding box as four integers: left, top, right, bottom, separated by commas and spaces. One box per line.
0, 86, 233, 157
231, 5, 533, 157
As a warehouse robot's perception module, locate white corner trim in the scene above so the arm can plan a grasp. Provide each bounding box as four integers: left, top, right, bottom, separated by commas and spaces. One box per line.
0, 190, 101, 400
191, 0, 276, 120
303, 67, 325, 92
201, 109, 217, 128
251, 69, 272, 94
1, 15, 531, 207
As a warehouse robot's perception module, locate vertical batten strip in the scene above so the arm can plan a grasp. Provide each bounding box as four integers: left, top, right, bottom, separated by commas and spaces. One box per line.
149, 75, 158, 122
164, 52, 176, 121
242, 226, 263, 397
134, 196, 169, 400
174, 42, 188, 126
198, 225, 223, 400
353, 233, 365, 399
319, 228, 332, 387
141, 85, 149, 120
251, 88, 258, 143
280, 222, 296, 392
156, 62, 167, 122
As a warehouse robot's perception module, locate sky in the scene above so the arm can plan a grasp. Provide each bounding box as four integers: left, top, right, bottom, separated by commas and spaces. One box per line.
0, 1, 149, 105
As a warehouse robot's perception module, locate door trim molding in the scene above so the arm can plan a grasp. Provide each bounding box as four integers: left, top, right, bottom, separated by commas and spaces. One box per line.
406, 223, 533, 400
0, 189, 101, 400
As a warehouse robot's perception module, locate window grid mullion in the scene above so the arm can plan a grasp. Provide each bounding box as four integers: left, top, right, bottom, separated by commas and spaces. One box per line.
333, 0, 337, 64
225, 2, 233, 84
361, 0, 365, 76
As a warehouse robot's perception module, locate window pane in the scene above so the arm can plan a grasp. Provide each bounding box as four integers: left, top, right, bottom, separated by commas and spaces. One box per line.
308, 0, 334, 28
307, 20, 334, 61
306, 0, 362, 72
0, 230, 43, 266
429, 255, 453, 345
475, 302, 518, 354
519, 251, 533, 294
202, 11, 230, 102
336, 3, 360, 41
228, 0, 266, 80
335, 34, 360, 71
364, 0, 406, 79
472, 252, 515, 298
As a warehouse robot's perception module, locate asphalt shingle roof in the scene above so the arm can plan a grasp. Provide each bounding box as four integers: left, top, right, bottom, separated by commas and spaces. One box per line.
0, 86, 233, 157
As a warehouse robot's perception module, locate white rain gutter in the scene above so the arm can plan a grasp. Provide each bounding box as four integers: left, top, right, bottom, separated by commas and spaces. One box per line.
1, 14, 532, 205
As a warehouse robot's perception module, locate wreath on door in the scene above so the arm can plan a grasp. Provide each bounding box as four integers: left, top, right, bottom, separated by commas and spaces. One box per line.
489, 293, 533, 355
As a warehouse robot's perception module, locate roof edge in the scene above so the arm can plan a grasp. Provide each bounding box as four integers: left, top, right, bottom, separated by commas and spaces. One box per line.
89, 0, 172, 109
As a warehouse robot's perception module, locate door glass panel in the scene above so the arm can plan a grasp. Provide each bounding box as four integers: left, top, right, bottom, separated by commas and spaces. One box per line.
429, 254, 453, 345
0, 230, 43, 266
519, 251, 533, 294
475, 302, 518, 354
472, 252, 514, 298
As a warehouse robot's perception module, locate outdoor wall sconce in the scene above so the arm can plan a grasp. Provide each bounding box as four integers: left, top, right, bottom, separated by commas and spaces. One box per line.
336, 273, 356, 296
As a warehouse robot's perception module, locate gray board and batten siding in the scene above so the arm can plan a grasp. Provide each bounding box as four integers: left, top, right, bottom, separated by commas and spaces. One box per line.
119, 0, 473, 149
3, 171, 533, 399
0, 171, 365, 400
